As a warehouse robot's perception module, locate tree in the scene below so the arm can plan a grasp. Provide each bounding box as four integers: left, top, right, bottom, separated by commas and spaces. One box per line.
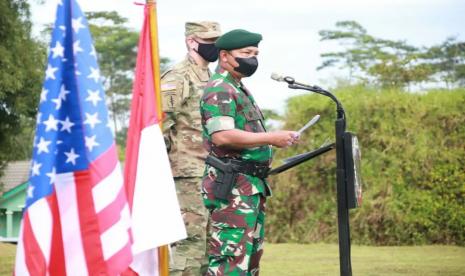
86, 11, 138, 137
0, 0, 46, 171
318, 21, 433, 89
317, 21, 372, 81
86, 11, 170, 154
424, 37, 465, 88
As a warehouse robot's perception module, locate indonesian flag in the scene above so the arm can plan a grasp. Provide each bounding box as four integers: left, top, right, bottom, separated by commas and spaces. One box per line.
123, 3, 186, 275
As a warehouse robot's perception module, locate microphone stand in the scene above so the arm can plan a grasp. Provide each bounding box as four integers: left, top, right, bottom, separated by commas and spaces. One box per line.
282, 77, 353, 276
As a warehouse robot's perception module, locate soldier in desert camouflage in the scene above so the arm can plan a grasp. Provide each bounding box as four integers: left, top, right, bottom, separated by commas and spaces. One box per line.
161, 21, 222, 276
200, 29, 300, 275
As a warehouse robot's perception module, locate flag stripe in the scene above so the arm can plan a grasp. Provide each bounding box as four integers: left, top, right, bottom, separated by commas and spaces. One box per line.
104, 204, 133, 275
88, 145, 118, 187
97, 187, 128, 233
22, 213, 46, 275
55, 172, 89, 276
27, 198, 53, 266
131, 124, 186, 254
100, 210, 132, 259
92, 163, 123, 213
124, 5, 156, 208
47, 195, 67, 276
15, 224, 30, 276
74, 170, 108, 275
105, 240, 133, 276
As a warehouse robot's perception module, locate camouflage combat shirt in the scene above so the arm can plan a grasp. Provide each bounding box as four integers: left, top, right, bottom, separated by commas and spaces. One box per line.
200, 66, 273, 196
161, 55, 211, 177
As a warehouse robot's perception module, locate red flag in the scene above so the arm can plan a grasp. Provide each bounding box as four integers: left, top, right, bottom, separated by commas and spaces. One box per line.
124, 4, 186, 275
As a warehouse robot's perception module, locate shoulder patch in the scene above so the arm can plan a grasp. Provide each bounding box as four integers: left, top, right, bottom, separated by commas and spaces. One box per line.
161, 79, 182, 112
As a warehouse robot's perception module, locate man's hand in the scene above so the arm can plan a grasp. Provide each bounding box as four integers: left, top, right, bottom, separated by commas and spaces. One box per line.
268, 131, 300, 148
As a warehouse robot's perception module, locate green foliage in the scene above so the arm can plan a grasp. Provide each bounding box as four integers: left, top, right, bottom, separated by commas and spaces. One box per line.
424, 37, 465, 87
261, 109, 282, 120
267, 87, 465, 245
86, 11, 170, 156
0, 0, 46, 165
318, 21, 465, 89
86, 11, 138, 136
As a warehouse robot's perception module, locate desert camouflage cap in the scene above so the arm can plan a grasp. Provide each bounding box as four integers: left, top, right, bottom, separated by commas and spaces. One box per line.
185, 21, 222, 39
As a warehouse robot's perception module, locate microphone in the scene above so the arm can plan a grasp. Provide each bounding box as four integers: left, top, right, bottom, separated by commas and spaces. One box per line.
270, 72, 326, 94
270, 72, 284, 82
272, 72, 343, 114
270, 72, 295, 84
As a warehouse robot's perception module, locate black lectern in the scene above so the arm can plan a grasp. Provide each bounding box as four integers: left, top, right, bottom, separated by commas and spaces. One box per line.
270, 75, 363, 276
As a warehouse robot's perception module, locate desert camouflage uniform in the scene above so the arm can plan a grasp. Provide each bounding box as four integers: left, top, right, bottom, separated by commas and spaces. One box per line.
161, 55, 211, 275
200, 66, 273, 275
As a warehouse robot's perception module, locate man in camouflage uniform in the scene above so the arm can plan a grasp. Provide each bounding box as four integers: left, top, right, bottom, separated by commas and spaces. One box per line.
161, 21, 222, 276
200, 29, 299, 275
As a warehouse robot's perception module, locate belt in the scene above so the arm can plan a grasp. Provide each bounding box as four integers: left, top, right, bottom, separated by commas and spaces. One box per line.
219, 158, 270, 179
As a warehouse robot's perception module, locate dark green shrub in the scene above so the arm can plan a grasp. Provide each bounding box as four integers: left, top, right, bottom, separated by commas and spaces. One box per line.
267, 87, 465, 245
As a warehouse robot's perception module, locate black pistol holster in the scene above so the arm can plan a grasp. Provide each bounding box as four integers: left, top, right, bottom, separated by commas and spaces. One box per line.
205, 155, 270, 200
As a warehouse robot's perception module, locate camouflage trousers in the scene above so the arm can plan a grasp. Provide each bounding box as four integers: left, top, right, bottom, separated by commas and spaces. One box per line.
202, 193, 266, 276
170, 177, 209, 276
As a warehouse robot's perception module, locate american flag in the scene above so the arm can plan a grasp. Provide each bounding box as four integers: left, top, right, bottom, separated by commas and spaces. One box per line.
15, 0, 133, 275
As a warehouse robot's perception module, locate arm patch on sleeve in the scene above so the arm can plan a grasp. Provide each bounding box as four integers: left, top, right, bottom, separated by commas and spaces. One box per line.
161, 76, 183, 112
162, 88, 177, 112
205, 116, 235, 135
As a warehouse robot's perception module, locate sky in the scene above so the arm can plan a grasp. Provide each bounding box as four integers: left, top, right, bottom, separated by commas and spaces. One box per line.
30, 0, 465, 112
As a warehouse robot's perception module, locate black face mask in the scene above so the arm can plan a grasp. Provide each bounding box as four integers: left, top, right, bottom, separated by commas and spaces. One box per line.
233, 56, 259, 77
195, 41, 219, 62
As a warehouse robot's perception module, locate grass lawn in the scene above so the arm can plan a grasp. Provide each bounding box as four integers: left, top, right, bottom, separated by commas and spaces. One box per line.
1, 242, 464, 275
0, 243, 15, 276
261, 243, 465, 275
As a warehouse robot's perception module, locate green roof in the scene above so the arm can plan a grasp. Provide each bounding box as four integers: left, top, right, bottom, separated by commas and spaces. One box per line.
0, 181, 28, 203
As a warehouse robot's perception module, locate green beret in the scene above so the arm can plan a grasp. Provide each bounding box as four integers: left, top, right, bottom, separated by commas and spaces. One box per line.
215, 29, 263, 50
